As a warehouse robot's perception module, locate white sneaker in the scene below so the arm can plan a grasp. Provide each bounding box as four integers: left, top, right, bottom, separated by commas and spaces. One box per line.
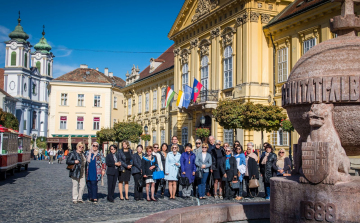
49, 162, 50, 164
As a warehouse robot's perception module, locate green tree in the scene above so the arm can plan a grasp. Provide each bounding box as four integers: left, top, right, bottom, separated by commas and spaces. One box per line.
113, 122, 143, 144
213, 99, 243, 137
36, 138, 47, 149
96, 127, 116, 145
0, 109, 19, 130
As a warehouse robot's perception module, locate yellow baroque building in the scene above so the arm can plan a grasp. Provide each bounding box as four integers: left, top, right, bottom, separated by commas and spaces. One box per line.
168, 0, 291, 147
47, 65, 125, 151
120, 46, 175, 148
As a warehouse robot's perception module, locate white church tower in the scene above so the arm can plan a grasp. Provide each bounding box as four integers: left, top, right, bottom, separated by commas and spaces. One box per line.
4, 12, 53, 137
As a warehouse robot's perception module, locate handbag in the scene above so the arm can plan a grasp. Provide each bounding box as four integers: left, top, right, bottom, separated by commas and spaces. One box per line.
249, 176, 260, 189
195, 169, 203, 179
138, 178, 146, 188
230, 180, 240, 189
66, 164, 75, 171
153, 169, 165, 180
179, 176, 190, 186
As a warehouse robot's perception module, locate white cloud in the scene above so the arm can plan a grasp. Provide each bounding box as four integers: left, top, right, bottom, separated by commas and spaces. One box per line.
54, 45, 72, 57
53, 62, 77, 78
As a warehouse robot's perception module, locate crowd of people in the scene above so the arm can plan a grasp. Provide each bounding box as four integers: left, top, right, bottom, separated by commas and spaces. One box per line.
65, 136, 291, 204
31, 147, 67, 164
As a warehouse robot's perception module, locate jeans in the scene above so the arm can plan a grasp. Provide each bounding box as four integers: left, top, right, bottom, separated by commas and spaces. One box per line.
87, 180, 98, 200
234, 181, 243, 197
72, 176, 86, 201
198, 172, 209, 197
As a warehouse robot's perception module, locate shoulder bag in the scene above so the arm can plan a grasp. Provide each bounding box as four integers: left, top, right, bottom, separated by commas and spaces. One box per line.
249, 176, 260, 188
66, 164, 75, 171
153, 166, 165, 180
179, 176, 190, 186
230, 180, 240, 189
195, 168, 203, 179
138, 178, 146, 189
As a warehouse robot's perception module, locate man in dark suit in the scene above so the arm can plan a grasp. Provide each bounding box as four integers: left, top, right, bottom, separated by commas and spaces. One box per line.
207, 135, 216, 153
167, 136, 184, 154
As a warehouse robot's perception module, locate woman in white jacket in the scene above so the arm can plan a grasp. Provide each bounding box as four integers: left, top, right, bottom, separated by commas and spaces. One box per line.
152, 143, 164, 197
164, 145, 181, 199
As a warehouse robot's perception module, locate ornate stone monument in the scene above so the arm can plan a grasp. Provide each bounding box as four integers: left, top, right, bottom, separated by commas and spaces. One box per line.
272, 0, 360, 222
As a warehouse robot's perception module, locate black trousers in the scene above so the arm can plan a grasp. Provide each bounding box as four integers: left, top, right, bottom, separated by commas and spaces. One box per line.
223, 180, 234, 199
155, 179, 166, 195
133, 173, 143, 199
192, 178, 198, 197
107, 171, 118, 200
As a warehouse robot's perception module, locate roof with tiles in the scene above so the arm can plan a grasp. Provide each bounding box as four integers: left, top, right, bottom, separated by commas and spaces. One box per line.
265, 0, 330, 27
138, 45, 174, 80
54, 68, 126, 87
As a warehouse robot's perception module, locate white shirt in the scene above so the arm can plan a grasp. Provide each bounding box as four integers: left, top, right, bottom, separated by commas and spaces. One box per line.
202, 152, 206, 162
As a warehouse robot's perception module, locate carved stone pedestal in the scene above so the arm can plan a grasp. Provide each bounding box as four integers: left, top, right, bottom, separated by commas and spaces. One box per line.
270, 175, 360, 223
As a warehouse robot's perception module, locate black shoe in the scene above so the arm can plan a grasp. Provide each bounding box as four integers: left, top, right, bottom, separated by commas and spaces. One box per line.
135, 198, 140, 201
107, 198, 114, 203
160, 194, 164, 199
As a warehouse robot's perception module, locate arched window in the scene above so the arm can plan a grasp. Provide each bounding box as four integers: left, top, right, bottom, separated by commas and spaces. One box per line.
181, 127, 188, 145
223, 46, 233, 89
48, 63, 51, 76
201, 56, 209, 89
11, 51, 16, 66
24, 53, 27, 68
36, 61, 41, 73
32, 111, 37, 130
182, 64, 189, 91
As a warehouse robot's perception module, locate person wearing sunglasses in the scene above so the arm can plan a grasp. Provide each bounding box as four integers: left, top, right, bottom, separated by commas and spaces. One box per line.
66, 142, 86, 204
132, 145, 144, 201
195, 143, 212, 199
233, 145, 246, 200
167, 136, 185, 154
244, 146, 259, 199
106, 145, 121, 202
142, 146, 158, 202
153, 143, 164, 198
85, 142, 106, 203
180, 143, 196, 199
211, 140, 225, 199
164, 145, 181, 199
220, 148, 237, 200
274, 149, 291, 176
117, 140, 133, 200
259, 144, 277, 200
193, 139, 202, 155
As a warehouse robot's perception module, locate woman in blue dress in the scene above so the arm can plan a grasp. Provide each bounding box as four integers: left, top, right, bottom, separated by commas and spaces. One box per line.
180, 143, 196, 199
165, 144, 181, 199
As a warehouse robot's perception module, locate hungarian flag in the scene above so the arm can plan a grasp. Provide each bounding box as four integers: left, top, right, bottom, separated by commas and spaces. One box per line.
165, 86, 175, 108
192, 78, 203, 102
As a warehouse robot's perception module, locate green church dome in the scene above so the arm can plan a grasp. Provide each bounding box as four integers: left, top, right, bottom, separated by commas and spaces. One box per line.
8, 17, 29, 42
34, 28, 52, 53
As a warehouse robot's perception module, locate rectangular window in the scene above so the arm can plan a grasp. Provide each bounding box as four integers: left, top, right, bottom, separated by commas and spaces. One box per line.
153, 90, 157, 111
303, 38, 316, 54
272, 130, 288, 146
60, 116, 67, 129
77, 116, 84, 130
77, 94, 84, 106
114, 97, 117, 109
61, 93, 67, 106
223, 46, 233, 89
224, 129, 234, 147
128, 98, 131, 115
93, 117, 100, 130
138, 95, 142, 113
161, 129, 165, 144
161, 87, 166, 108
94, 95, 101, 107
152, 131, 157, 144
145, 93, 149, 112
182, 64, 189, 91
278, 48, 288, 83
181, 127, 188, 145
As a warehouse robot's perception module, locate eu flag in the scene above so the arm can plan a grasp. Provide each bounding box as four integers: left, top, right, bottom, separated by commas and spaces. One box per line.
183, 85, 192, 109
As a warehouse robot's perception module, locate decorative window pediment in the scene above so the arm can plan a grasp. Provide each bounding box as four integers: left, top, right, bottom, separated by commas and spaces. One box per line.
198, 38, 211, 57
221, 27, 236, 48
180, 48, 191, 65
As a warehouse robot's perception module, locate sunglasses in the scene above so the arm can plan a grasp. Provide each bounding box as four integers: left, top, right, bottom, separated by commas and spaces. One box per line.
92, 145, 98, 147
216, 144, 221, 145
280, 152, 285, 154
154, 147, 159, 149
202, 147, 207, 149
226, 150, 231, 152
80, 147, 84, 149
172, 147, 178, 149
196, 143, 201, 144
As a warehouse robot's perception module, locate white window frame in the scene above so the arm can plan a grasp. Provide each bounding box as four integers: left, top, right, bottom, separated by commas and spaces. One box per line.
182, 63, 189, 91
61, 93, 67, 106
272, 129, 289, 146
93, 117, 100, 130
224, 129, 234, 147
153, 90, 157, 111
138, 95, 142, 113
201, 56, 209, 89
223, 46, 233, 89
161, 129, 165, 144
60, 118, 67, 130
113, 119, 117, 125
278, 47, 288, 83
145, 93, 149, 112
181, 127, 188, 146
114, 96, 117, 109
161, 87, 166, 108
152, 130, 157, 144
77, 117, 84, 130
128, 98, 131, 116
94, 95, 101, 107
77, 94, 84, 106
303, 38, 316, 54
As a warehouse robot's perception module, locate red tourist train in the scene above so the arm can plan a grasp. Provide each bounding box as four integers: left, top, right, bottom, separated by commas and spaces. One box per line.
0, 126, 31, 180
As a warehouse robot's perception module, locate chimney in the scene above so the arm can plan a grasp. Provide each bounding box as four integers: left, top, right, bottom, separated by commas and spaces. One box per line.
96, 67, 99, 71
104, 68, 109, 76
109, 72, 113, 77
80, 64, 88, 68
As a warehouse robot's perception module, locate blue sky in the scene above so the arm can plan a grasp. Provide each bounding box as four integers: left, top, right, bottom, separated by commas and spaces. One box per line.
0, 0, 184, 79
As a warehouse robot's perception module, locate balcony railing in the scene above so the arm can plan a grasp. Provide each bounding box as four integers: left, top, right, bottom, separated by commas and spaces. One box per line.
197, 90, 219, 103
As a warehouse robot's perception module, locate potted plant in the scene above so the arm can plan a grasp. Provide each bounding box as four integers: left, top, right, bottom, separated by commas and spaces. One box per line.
196, 128, 210, 141
140, 134, 151, 142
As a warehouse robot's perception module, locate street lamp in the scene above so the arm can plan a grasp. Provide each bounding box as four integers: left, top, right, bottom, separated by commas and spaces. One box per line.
144, 125, 148, 134
200, 115, 205, 127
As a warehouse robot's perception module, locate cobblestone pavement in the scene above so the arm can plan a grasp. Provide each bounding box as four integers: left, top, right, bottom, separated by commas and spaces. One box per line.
0, 160, 267, 223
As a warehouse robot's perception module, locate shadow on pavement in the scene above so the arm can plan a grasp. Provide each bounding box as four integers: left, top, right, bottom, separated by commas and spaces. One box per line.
0, 167, 39, 186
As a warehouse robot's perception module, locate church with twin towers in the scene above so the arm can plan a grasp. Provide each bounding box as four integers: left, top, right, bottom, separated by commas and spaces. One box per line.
3, 12, 53, 137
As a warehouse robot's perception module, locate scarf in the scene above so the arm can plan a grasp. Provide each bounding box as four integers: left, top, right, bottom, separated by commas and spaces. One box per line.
143, 155, 155, 165
225, 154, 231, 170
276, 150, 286, 169
87, 147, 98, 163
138, 152, 143, 159
261, 152, 270, 165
